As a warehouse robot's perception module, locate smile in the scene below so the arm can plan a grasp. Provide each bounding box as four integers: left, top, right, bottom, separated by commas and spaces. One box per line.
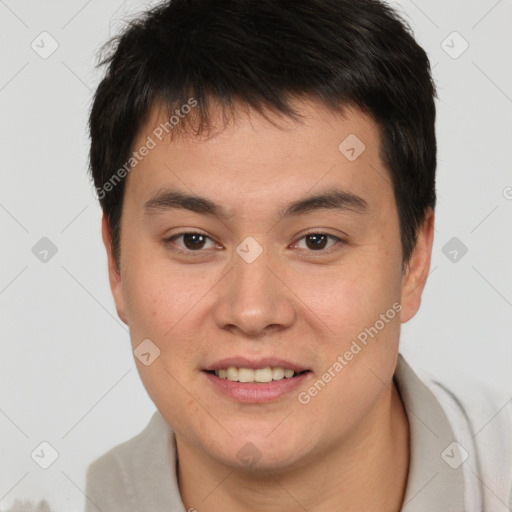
209, 366, 309, 383
203, 368, 312, 403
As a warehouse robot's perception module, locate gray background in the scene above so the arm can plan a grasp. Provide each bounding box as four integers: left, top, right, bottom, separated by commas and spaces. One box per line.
1, 0, 511, 510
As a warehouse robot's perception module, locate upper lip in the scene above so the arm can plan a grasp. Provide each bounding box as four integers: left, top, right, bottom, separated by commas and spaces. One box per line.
203, 357, 309, 372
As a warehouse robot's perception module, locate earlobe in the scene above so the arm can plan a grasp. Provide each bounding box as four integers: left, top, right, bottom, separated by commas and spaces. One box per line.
101, 215, 129, 325
400, 208, 435, 324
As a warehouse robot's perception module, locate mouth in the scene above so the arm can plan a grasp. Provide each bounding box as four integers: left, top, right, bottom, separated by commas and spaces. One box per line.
204, 367, 311, 383
201, 358, 312, 403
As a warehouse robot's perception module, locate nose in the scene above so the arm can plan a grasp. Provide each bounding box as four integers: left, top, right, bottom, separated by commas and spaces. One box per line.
213, 247, 296, 337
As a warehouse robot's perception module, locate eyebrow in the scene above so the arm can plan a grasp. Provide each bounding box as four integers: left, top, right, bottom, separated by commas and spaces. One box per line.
143, 188, 368, 220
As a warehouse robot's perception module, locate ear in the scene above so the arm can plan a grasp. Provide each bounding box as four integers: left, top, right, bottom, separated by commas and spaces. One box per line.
101, 215, 128, 325
400, 208, 435, 324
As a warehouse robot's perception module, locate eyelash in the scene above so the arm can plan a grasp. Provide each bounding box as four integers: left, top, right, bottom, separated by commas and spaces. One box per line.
163, 231, 346, 256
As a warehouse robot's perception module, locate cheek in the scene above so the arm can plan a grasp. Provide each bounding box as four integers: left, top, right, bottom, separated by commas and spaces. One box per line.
120, 262, 204, 412
293, 266, 402, 437
121, 253, 202, 337
300, 255, 402, 339
298, 251, 403, 412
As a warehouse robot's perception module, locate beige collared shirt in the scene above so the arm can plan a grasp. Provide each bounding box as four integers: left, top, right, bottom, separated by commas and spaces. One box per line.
84, 354, 512, 511
395, 355, 465, 510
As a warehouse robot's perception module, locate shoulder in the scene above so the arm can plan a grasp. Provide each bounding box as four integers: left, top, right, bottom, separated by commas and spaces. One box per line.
84, 411, 178, 511
417, 363, 512, 445
406, 357, 512, 511
84, 449, 132, 512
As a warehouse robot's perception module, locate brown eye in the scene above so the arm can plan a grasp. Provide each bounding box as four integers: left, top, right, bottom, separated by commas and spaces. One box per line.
165, 232, 219, 252
295, 233, 341, 252
182, 233, 207, 250
305, 234, 328, 250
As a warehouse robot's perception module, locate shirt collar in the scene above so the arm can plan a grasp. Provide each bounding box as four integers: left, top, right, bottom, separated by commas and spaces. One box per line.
145, 354, 465, 511
395, 353, 465, 511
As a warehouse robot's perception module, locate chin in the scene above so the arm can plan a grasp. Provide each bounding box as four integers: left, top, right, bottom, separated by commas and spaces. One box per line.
203, 426, 318, 473
219, 446, 307, 474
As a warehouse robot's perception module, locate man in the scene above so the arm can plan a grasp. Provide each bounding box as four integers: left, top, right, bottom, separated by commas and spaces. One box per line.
85, 0, 512, 510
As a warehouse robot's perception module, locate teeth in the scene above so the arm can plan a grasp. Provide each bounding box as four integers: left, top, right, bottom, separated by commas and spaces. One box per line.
214, 366, 302, 383
226, 367, 238, 381
272, 367, 285, 380
238, 368, 255, 383
255, 367, 273, 383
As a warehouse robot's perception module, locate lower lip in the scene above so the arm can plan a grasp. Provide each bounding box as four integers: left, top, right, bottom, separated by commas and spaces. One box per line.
203, 371, 311, 403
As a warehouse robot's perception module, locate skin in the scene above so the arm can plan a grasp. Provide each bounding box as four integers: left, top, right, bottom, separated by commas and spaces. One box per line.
102, 98, 435, 511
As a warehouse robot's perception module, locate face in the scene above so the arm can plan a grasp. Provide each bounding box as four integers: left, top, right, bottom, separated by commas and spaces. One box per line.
103, 98, 433, 472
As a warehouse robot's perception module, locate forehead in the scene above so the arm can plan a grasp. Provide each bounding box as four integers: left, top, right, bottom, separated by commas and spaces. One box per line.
124, 98, 392, 211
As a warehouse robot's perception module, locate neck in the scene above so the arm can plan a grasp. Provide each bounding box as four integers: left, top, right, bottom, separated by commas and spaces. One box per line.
177, 382, 409, 512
